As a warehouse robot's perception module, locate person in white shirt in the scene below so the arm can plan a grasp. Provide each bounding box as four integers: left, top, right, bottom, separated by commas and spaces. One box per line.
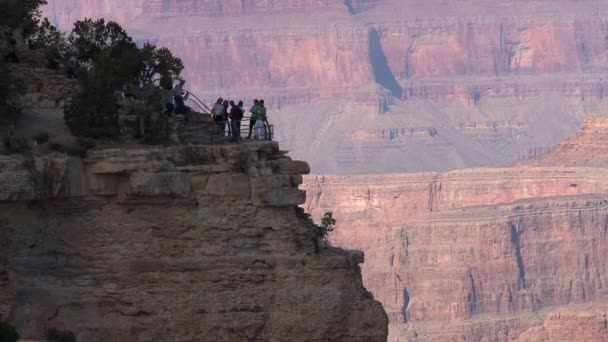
212, 98, 226, 135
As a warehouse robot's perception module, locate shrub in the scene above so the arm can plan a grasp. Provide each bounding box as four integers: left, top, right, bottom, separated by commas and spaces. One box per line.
136, 43, 184, 88
0, 61, 21, 117
295, 208, 337, 254
47, 328, 76, 342
62, 19, 183, 144
67, 18, 135, 69
64, 76, 119, 138
142, 113, 170, 145
317, 212, 336, 243
0, 0, 47, 37
0, 315, 19, 342
27, 17, 66, 51
66, 19, 183, 87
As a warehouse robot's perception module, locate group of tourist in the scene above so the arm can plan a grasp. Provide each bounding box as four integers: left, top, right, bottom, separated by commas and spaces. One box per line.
211, 97, 269, 142
164, 79, 271, 143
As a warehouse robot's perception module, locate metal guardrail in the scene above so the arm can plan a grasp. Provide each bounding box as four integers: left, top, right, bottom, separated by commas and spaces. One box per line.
212, 116, 273, 141
181, 90, 273, 141
185, 91, 212, 114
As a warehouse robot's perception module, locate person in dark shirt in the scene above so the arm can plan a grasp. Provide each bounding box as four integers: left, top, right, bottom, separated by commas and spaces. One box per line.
229, 100, 244, 143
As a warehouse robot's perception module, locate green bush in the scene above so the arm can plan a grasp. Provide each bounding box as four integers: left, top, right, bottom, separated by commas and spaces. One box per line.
0, 62, 21, 117
27, 17, 66, 50
64, 76, 119, 138
143, 114, 170, 145
66, 19, 183, 86
62, 19, 183, 143
0, 315, 19, 342
0, 0, 47, 37
317, 212, 336, 242
295, 208, 337, 254
47, 328, 76, 342
68, 18, 135, 68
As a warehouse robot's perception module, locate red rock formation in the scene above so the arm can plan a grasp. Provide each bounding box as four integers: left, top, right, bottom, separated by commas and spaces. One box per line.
524, 117, 608, 167
42, 0, 608, 173
303, 117, 608, 341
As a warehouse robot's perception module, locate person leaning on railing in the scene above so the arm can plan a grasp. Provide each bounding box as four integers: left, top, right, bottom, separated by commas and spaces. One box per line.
247, 99, 260, 139
254, 100, 269, 140
259, 100, 270, 140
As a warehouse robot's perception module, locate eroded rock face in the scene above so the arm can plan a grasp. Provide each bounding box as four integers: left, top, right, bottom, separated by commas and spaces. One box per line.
0, 142, 388, 341
44, 0, 608, 173
302, 118, 608, 341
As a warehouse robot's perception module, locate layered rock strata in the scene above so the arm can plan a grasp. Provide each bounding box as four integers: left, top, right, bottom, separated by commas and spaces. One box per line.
43, 0, 608, 173
0, 142, 388, 341
303, 117, 608, 341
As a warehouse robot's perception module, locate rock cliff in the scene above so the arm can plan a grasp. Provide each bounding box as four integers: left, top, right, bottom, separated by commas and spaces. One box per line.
0, 142, 388, 341
44, 0, 608, 173
303, 117, 608, 341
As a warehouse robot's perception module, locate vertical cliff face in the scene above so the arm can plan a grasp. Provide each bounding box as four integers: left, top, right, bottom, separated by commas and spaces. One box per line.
302, 118, 608, 341
43, 0, 608, 173
0, 143, 388, 341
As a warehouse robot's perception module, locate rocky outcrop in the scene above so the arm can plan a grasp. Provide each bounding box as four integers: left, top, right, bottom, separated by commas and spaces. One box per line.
524, 117, 608, 167
302, 117, 608, 341
0, 142, 388, 341
8, 50, 80, 109
43, 0, 608, 173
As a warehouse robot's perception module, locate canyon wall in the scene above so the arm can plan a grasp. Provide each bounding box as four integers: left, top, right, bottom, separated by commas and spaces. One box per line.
43, 0, 608, 173
303, 117, 608, 341
0, 142, 388, 341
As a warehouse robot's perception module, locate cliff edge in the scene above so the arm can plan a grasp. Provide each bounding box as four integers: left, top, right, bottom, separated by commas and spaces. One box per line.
0, 141, 388, 341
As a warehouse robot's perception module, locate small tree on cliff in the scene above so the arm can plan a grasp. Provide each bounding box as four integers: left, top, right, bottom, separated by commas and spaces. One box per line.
67, 18, 135, 68
63, 19, 183, 139
27, 17, 67, 50
295, 208, 337, 254
0, 0, 47, 37
137, 42, 184, 88
319, 212, 336, 240
66, 19, 183, 86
